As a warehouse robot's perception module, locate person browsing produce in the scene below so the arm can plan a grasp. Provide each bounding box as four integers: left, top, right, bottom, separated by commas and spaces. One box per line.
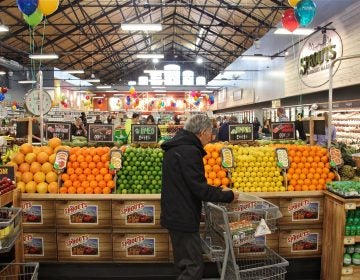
161, 114, 238, 280
72, 118, 87, 137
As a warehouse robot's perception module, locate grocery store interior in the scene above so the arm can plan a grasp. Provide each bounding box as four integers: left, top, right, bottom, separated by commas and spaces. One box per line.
1, 0, 360, 279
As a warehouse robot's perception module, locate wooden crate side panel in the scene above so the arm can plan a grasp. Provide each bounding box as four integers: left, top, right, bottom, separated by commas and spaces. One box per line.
112, 200, 161, 229
22, 200, 56, 228
113, 232, 168, 261
23, 231, 57, 261
56, 200, 111, 228
279, 228, 322, 258
279, 197, 324, 225
57, 232, 112, 262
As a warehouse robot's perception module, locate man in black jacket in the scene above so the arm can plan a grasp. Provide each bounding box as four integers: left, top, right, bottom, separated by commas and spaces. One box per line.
161, 114, 238, 280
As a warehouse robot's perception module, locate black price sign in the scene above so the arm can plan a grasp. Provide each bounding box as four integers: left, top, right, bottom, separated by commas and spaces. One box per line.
271, 122, 295, 140
46, 122, 72, 141
132, 124, 158, 143
228, 124, 254, 142
88, 124, 114, 142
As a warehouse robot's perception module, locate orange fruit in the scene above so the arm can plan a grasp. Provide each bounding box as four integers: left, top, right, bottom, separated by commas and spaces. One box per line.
294, 185, 302, 191
304, 162, 311, 169
311, 162, 318, 168
292, 173, 299, 180
107, 180, 115, 188
96, 174, 104, 182
45, 171, 58, 183
299, 173, 306, 180
84, 168, 92, 175
77, 187, 85, 194
288, 185, 294, 191
293, 156, 300, 163
72, 161, 79, 169
29, 162, 41, 174
203, 158, 207, 165
321, 156, 328, 163
78, 174, 86, 182
304, 179, 311, 186
217, 170, 226, 179
68, 187, 76, 194
321, 173, 328, 179
87, 174, 95, 181
63, 180, 72, 188
20, 143, 33, 154
295, 168, 302, 175
300, 157, 307, 163
204, 165, 212, 173
85, 155, 93, 163
328, 172, 335, 179
317, 162, 325, 168
69, 155, 77, 162
297, 179, 304, 186
102, 187, 111, 194
81, 181, 90, 188
313, 173, 320, 180
94, 187, 102, 194
307, 157, 313, 163
92, 168, 100, 176
207, 158, 216, 166
212, 165, 221, 173
22, 172, 34, 183
101, 154, 109, 162
77, 155, 84, 163
288, 168, 295, 174
85, 187, 93, 194
302, 185, 309, 191
59, 186, 68, 194
69, 174, 77, 181
297, 163, 304, 169
67, 167, 75, 175
89, 148, 96, 156
207, 178, 214, 185
42, 162, 54, 174
15, 171, 22, 182
100, 168, 108, 175
73, 181, 81, 188
41, 146, 54, 156
89, 181, 98, 188
48, 137, 62, 149
208, 172, 216, 179
309, 185, 316, 191
98, 181, 107, 188
36, 152, 49, 164
213, 178, 221, 187
12, 152, 25, 165
88, 162, 96, 169
104, 174, 112, 182
62, 173, 70, 181
19, 162, 30, 172
93, 155, 100, 162
221, 177, 230, 186
75, 167, 83, 175
80, 162, 88, 169
96, 162, 104, 169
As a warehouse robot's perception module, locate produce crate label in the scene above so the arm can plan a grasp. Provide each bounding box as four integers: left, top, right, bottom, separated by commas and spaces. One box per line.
228, 124, 254, 142
288, 200, 320, 221
46, 122, 72, 141
22, 202, 43, 224
65, 235, 99, 257
64, 202, 98, 224
221, 147, 234, 168
54, 150, 69, 171
276, 148, 289, 169
131, 124, 158, 143
121, 202, 155, 225
110, 150, 122, 170
230, 201, 257, 212
88, 124, 114, 142
237, 235, 266, 254
121, 235, 155, 257
24, 234, 44, 256
271, 122, 295, 140
287, 230, 319, 253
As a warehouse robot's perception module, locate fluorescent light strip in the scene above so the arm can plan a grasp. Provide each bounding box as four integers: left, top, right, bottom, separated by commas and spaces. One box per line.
121, 23, 162, 31
0, 25, 9, 32
274, 28, 315, 35
154, 90, 166, 92
137, 54, 164, 59
151, 86, 166, 89
83, 79, 100, 83
18, 80, 36, 84
29, 54, 59, 60
64, 70, 84, 74
128, 81, 137, 86
0, 71, 6, 75
96, 85, 112, 89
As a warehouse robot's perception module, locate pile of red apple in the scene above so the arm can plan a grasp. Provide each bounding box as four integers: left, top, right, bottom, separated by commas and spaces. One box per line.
0, 177, 15, 195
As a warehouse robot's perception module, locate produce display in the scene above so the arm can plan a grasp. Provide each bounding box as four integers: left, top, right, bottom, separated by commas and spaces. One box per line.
1, 145, 19, 165
345, 209, 360, 236
0, 177, 15, 195
115, 147, 163, 194
344, 244, 360, 267
6, 138, 64, 194
203, 143, 231, 188
60, 146, 114, 194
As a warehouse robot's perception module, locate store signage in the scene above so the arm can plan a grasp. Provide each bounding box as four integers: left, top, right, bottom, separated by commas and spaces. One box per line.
24, 234, 44, 256
228, 124, 254, 142
0, 166, 14, 181
287, 231, 319, 253
121, 202, 155, 225
131, 124, 158, 143
271, 123, 295, 140
121, 235, 145, 248
298, 30, 343, 88
275, 148, 289, 169
64, 202, 98, 224
288, 199, 320, 221
88, 124, 114, 142
45, 122, 72, 141
54, 150, 69, 171
22, 202, 43, 224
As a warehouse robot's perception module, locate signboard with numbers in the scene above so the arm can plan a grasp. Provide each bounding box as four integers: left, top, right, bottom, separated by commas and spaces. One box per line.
228, 124, 254, 142
131, 124, 158, 144
88, 124, 114, 142
271, 123, 296, 140
46, 122, 72, 141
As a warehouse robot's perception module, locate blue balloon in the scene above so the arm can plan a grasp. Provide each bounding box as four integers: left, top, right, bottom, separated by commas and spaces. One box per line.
0, 93, 5, 102
17, 0, 38, 16
295, 0, 317, 27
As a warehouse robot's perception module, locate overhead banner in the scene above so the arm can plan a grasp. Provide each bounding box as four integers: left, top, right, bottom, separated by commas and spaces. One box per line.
298, 30, 343, 88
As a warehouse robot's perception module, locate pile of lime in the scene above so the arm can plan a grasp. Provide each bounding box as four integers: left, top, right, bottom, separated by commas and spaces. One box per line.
116, 147, 163, 194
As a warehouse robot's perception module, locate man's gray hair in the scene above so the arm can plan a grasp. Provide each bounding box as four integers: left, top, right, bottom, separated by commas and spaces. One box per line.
184, 114, 212, 135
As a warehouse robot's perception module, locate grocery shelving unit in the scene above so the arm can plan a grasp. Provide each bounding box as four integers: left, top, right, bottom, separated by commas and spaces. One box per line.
321, 191, 360, 280
332, 112, 360, 148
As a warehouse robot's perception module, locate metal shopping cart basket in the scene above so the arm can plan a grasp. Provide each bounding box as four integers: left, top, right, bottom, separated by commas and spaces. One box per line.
202, 193, 288, 280
0, 263, 39, 280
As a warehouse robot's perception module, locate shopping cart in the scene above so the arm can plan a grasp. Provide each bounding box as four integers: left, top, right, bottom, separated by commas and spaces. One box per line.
202, 193, 288, 280
0, 208, 22, 253
0, 263, 39, 280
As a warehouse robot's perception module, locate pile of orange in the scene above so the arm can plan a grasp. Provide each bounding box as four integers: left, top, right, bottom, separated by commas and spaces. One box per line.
203, 143, 230, 188
60, 146, 114, 194
281, 145, 335, 191
8, 138, 64, 194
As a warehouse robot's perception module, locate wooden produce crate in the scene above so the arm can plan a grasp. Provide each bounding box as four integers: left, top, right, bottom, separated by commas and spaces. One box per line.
112, 200, 161, 229
57, 230, 112, 262
113, 231, 169, 262
22, 200, 56, 228
278, 197, 324, 225
0, 190, 14, 207
56, 200, 111, 229
279, 228, 322, 258
23, 230, 57, 262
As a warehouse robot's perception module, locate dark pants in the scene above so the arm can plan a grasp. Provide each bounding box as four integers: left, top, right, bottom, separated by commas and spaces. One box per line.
169, 230, 204, 280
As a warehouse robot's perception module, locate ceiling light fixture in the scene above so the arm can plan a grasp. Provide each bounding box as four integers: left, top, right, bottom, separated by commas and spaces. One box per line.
18, 80, 36, 84
137, 54, 164, 59
29, 54, 59, 60
154, 89, 166, 93
64, 70, 84, 74
83, 79, 100, 83
0, 71, 6, 75
196, 57, 203, 64
128, 81, 137, 86
96, 85, 112, 89
0, 24, 9, 32
241, 55, 270, 61
274, 28, 315, 35
152, 58, 159, 64
121, 23, 162, 31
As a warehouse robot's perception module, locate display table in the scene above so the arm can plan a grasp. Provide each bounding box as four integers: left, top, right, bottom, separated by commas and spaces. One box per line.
21, 191, 324, 263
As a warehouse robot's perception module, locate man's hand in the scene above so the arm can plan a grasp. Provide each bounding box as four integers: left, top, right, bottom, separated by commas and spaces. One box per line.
222, 187, 239, 202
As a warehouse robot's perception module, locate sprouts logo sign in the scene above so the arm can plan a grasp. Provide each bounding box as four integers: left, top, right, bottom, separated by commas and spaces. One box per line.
298, 30, 343, 88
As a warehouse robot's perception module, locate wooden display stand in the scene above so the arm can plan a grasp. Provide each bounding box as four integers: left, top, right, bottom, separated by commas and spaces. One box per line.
321, 191, 360, 280
21, 191, 325, 263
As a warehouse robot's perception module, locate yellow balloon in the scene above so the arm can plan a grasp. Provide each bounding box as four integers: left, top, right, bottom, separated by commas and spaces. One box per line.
38, 0, 59, 16
288, 0, 301, 7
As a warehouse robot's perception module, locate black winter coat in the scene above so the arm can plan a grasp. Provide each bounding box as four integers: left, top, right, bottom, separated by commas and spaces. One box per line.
160, 129, 234, 232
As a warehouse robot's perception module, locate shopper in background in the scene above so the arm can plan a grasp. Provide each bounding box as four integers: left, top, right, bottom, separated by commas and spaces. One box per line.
253, 117, 261, 139
211, 118, 219, 142
147, 114, 161, 139
261, 119, 271, 137
125, 113, 140, 143
72, 118, 87, 137
80, 112, 87, 127
276, 107, 289, 121
243, 117, 249, 123
161, 114, 238, 280
314, 112, 337, 146
107, 114, 113, 124
173, 115, 181, 125
94, 115, 102, 124
295, 113, 307, 141
218, 115, 237, 141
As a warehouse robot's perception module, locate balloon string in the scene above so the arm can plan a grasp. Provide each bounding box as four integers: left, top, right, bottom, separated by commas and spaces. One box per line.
39, 16, 47, 69
29, 26, 35, 89
291, 34, 304, 109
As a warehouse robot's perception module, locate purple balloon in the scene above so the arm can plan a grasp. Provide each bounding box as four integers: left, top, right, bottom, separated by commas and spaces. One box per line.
17, 0, 38, 16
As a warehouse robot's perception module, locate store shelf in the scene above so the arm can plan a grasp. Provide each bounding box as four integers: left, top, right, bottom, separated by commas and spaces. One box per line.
0, 190, 14, 207
344, 236, 360, 245
341, 265, 360, 280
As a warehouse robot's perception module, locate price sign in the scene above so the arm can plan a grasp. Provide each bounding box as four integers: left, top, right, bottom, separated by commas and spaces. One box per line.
228, 124, 254, 142
88, 124, 114, 143
344, 237, 355, 245
271, 122, 295, 140
46, 122, 72, 141
276, 148, 289, 169
110, 150, 122, 170
131, 124, 158, 144
342, 267, 353, 275
345, 203, 357, 210
221, 147, 234, 169
329, 147, 343, 168
54, 150, 70, 171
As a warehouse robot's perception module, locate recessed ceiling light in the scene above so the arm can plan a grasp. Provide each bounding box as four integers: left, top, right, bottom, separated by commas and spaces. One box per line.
152, 58, 159, 64
196, 57, 203, 64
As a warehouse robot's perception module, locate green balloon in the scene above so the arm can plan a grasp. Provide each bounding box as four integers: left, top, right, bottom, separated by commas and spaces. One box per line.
23, 9, 44, 27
